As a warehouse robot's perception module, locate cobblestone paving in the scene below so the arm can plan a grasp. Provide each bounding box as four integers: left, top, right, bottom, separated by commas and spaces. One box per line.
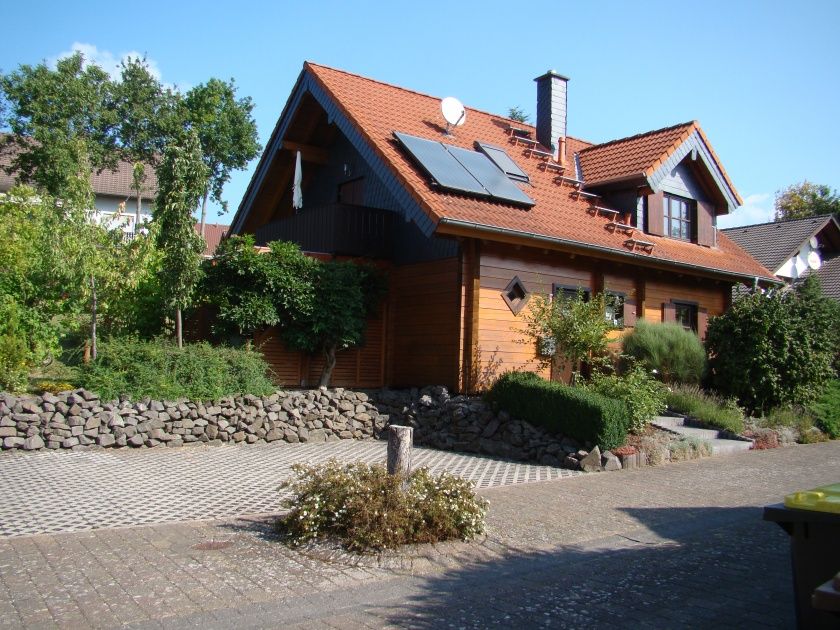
0, 440, 580, 537
1, 442, 838, 629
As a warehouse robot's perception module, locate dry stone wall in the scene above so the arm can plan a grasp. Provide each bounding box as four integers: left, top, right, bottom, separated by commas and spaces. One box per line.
0, 388, 387, 451
1, 385, 623, 471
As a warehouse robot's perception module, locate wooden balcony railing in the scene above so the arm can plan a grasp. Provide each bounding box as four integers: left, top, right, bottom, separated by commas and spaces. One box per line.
254, 203, 395, 259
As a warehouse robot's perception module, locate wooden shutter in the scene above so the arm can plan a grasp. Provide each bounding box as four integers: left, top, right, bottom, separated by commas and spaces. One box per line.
623, 297, 637, 328
662, 301, 675, 323
647, 192, 665, 236
696, 200, 715, 247
697, 307, 709, 340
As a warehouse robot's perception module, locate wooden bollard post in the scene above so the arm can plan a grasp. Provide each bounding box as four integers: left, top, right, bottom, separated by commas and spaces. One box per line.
387, 425, 413, 478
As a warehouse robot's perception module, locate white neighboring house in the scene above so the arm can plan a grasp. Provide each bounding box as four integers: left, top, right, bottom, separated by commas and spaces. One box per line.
0, 145, 157, 240
87, 162, 157, 240
1, 146, 227, 256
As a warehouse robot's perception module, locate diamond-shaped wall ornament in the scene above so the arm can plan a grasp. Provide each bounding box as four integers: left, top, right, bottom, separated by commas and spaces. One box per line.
502, 276, 530, 315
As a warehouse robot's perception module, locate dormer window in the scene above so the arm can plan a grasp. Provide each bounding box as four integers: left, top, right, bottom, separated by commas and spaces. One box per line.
664, 194, 695, 241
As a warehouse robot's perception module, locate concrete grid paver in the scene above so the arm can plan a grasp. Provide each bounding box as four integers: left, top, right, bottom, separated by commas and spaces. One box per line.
0, 440, 579, 538
0, 441, 837, 628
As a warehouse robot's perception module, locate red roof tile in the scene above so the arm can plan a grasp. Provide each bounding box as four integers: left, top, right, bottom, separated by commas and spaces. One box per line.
301, 63, 775, 283
195, 223, 228, 257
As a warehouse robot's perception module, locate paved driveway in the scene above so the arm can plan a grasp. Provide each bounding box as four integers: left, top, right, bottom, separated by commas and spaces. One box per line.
0, 440, 580, 537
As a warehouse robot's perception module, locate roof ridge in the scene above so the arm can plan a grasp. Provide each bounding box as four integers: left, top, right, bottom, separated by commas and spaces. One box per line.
578, 120, 697, 153
721, 213, 836, 231
303, 61, 595, 144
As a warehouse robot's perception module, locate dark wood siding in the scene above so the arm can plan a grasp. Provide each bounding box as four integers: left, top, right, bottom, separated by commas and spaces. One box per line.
255, 302, 386, 388
387, 258, 461, 390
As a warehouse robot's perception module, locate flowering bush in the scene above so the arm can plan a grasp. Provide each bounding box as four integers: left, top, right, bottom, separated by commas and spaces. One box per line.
277, 460, 488, 552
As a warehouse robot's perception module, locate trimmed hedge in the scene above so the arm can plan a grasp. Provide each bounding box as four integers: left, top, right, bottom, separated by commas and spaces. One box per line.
487, 371, 629, 450
78, 337, 275, 401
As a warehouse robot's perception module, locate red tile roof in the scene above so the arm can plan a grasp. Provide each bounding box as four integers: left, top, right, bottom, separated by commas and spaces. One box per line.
196, 223, 228, 257
300, 62, 775, 283
578, 121, 742, 205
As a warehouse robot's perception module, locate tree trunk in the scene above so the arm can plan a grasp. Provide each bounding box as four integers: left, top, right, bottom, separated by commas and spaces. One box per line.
199, 190, 209, 237
135, 191, 143, 231
90, 275, 97, 361
176, 307, 183, 349
318, 345, 337, 387
387, 425, 413, 478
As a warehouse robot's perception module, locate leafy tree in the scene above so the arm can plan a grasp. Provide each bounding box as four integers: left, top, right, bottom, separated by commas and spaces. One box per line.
706, 276, 838, 414
201, 235, 317, 346
0, 52, 117, 205
113, 56, 181, 225
507, 107, 529, 123
154, 131, 208, 348
522, 290, 613, 384
282, 260, 385, 387
183, 78, 261, 236
775, 181, 840, 221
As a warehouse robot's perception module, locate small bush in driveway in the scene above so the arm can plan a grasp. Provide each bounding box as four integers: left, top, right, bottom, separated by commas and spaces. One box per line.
277, 461, 488, 552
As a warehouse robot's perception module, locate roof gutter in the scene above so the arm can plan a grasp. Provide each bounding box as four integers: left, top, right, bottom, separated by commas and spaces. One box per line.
437, 217, 782, 286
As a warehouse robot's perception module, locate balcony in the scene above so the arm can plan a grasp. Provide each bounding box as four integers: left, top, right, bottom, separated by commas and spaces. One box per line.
254, 203, 395, 259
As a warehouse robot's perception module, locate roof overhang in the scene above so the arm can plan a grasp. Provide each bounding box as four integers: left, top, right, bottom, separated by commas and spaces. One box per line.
437, 217, 782, 286
646, 129, 741, 213
230, 65, 432, 237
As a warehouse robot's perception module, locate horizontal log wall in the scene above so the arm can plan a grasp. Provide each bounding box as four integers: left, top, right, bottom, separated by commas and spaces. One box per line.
387, 257, 461, 390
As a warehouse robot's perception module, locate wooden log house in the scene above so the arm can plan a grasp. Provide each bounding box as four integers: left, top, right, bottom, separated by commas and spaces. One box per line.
229, 63, 778, 391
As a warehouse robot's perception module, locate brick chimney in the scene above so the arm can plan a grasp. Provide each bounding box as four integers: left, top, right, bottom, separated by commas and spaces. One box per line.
534, 70, 569, 157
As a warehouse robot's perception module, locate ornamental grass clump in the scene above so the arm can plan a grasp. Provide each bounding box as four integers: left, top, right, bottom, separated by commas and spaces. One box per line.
277, 461, 488, 552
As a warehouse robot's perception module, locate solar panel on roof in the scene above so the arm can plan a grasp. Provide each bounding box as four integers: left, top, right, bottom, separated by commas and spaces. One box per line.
476, 142, 529, 183
392, 132, 485, 196
393, 131, 535, 207
447, 145, 535, 207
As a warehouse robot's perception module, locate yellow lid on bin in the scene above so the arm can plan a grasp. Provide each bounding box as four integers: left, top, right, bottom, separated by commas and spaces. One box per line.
784, 483, 840, 514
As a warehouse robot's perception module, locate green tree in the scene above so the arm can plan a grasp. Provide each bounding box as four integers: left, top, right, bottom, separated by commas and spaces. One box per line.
154, 131, 208, 348
201, 235, 317, 346
522, 290, 613, 384
114, 56, 181, 225
182, 78, 261, 236
282, 260, 385, 387
706, 276, 838, 414
775, 181, 840, 221
0, 52, 117, 205
507, 107, 529, 123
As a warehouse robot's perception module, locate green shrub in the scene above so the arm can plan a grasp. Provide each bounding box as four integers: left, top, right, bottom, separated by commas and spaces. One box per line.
759, 405, 827, 443
665, 384, 745, 434
706, 277, 838, 414
78, 337, 275, 400
583, 367, 667, 434
811, 380, 840, 439
277, 461, 488, 552
621, 320, 707, 384
487, 371, 629, 450
0, 333, 29, 392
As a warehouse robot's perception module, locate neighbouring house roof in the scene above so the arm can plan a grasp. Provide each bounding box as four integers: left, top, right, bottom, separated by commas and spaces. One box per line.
721, 215, 840, 272
0, 137, 158, 200
234, 62, 777, 284
196, 223, 229, 257
722, 214, 840, 299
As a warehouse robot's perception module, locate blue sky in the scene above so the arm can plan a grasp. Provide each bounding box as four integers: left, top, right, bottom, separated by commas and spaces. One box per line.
2, 0, 838, 228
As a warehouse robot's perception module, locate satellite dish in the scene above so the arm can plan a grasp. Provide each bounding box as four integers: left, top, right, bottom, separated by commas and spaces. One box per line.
794, 253, 808, 278
807, 250, 822, 270
441, 97, 466, 134
809, 236, 819, 249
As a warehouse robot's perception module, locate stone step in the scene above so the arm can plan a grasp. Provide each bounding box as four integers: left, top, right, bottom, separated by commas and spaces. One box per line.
651, 416, 754, 457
